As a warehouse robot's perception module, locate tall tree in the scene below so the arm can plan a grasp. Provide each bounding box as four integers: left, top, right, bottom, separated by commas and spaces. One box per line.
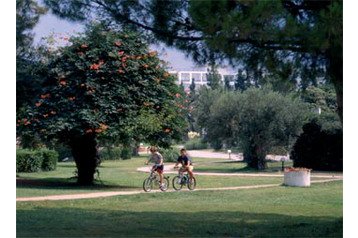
16, 0, 47, 111
206, 88, 308, 169
17, 24, 186, 184
206, 64, 222, 90
16, 0, 47, 56
43, 0, 343, 121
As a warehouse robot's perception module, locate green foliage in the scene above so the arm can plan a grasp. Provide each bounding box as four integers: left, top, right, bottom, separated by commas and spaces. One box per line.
268, 146, 288, 156
53, 144, 72, 161
291, 121, 343, 171
193, 87, 223, 129
184, 138, 208, 150
16, 149, 43, 173
43, 0, 343, 120
159, 147, 179, 162
99, 147, 122, 161
16, 0, 47, 55
39, 148, 58, 171
17, 23, 187, 184
120, 146, 132, 160
197, 87, 309, 169
206, 64, 222, 90
18, 23, 187, 147
301, 84, 341, 132
16, 0, 48, 112
16, 148, 58, 172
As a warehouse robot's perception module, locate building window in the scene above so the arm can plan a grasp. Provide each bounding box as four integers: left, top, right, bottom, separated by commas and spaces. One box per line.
180, 73, 191, 82
192, 73, 201, 82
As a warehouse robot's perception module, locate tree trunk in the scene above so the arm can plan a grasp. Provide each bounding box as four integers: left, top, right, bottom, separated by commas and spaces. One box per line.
245, 146, 267, 170
70, 134, 98, 185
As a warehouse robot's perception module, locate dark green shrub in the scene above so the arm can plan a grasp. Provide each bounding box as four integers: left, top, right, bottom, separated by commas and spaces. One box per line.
16, 149, 43, 172
160, 148, 180, 162
120, 146, 132, 160
184, 138, 208, 150
40, 149, 58, 171
291, 121, 343, 171
16, 148, 58, 172
99, 147, 122, 160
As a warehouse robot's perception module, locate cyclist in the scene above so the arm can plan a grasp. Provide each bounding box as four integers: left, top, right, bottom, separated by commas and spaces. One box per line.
174, 148, 194, 182
145, 146, 165, 189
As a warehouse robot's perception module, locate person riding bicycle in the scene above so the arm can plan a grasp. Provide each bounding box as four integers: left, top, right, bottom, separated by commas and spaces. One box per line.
145, 146, 165, 189
174, 148, 194, 182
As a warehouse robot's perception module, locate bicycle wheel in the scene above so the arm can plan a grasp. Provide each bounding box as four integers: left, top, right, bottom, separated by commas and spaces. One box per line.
143, 178, 153, 192
187, 177, 196, 190
172, 176, 183, 191
160, 177, 170, 191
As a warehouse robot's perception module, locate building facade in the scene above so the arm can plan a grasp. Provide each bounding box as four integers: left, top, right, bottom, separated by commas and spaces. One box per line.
169, 67, 237, 91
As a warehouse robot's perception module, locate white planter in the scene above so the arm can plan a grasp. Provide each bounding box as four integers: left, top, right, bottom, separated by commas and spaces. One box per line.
284, 170, 311, 187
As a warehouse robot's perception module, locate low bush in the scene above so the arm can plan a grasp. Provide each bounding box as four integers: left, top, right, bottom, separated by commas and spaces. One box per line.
120, 146, 132, 160
40, 149, 58, 171
99, 147, 122, 160
16, 148, 59, 172
184, 138, 208, 150
160, 148, 179, 162
16, 149, 43, 172
291, 121, 343, 171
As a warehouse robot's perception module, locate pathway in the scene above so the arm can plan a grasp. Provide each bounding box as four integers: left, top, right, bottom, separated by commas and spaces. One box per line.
16, 179, 340, 202
137, 164, 343, 179
17, 150, 342, 202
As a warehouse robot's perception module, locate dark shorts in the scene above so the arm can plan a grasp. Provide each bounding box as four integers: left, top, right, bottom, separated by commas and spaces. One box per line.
153, 164, 164, 174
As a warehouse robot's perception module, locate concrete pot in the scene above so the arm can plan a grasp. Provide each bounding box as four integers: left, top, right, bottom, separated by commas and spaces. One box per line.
284, 170, 311, 187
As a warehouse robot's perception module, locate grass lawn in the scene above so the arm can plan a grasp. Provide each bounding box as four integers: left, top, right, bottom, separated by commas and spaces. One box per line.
17, 156, 285, 197
193, 159, 293, 173
16, 180, 343, 237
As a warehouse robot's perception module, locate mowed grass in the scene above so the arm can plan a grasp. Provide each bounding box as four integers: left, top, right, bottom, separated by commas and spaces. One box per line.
17, 156, 285, 197
194, 159, 294, 173
16, 180, 343, 237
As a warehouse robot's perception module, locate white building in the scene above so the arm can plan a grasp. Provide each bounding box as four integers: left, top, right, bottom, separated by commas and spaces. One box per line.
169, 67, 237, 91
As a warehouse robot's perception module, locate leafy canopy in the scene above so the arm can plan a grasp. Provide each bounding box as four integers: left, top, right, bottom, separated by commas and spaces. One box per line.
17, 24, 187, 147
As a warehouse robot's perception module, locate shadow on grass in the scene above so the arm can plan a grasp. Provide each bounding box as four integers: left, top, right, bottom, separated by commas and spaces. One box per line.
16, 177, 137, 191
17, 207, 343, 237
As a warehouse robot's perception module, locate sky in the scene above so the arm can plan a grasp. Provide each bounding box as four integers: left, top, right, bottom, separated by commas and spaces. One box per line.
33, 12, 201, 71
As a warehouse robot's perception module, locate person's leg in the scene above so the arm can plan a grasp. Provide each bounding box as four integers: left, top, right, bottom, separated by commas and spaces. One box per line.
188, 166, 194, 180
178, 167, 184, 177
159, 173, 163, 184
157, 167, 164, 185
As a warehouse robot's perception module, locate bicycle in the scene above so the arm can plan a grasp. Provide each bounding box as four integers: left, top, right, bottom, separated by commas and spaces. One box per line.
172, 166, 196, 191
143, 169, 170, 192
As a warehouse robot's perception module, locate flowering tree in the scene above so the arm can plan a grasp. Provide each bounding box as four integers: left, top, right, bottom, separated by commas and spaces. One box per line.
17, 24, 187, 185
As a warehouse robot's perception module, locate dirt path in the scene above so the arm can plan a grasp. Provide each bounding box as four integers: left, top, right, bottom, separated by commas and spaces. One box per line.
16, 179, 340, 202
137, 164, 343, 179
17, 163, 342, 202
17, 156, 342, 202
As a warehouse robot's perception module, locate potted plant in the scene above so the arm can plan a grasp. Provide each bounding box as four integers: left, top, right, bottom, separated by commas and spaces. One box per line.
283, 167, 312, 187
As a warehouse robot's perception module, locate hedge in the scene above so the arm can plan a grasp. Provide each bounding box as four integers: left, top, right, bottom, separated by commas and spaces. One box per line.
99, 147, 122, 160
40, 149, 58, 171
120, 146, 132, 160
16, 149, 58, 173
184, 138, 208, 150
291, 121, 343, 171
